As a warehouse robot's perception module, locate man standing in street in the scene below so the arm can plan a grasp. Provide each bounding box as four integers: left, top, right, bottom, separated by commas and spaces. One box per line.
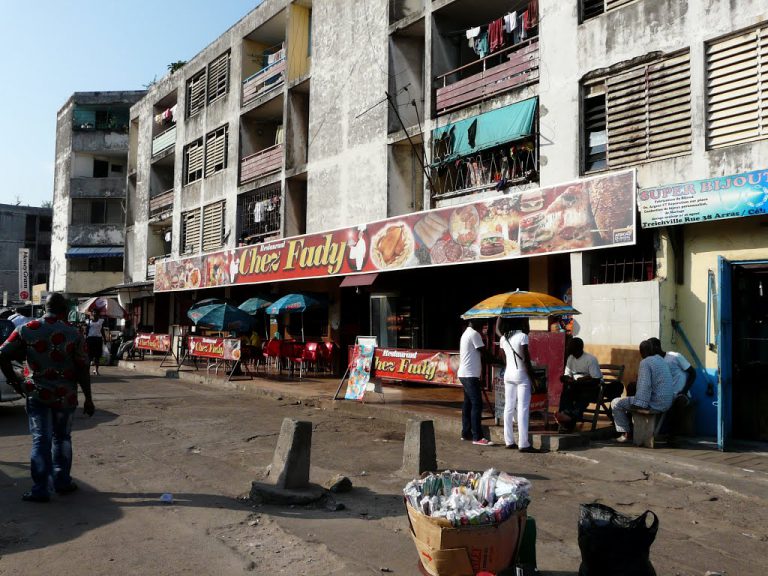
457, 320, 494, 446
611, 340, 674, 443
0, 293, 95, 502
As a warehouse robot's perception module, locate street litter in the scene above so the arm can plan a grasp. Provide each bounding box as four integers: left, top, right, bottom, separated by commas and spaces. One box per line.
160, 493, 174, 504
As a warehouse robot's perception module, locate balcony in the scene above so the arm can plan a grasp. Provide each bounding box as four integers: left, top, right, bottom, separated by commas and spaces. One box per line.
69, 176, 126, 198
68, 224, 124, 246
149, 189, 174, 220
435, 38, 539, 116
152, 125, 176, 156
242, 58, 286, 107
240, 144, 283, 184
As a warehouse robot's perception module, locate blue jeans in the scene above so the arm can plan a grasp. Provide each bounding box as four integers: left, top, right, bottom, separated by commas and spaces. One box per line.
27, 398, 75, 497
460, 377, 483, 441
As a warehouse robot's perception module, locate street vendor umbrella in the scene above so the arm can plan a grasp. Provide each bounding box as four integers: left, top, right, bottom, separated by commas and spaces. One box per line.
77, 296, 127, 319
238, 297, 273, 315
189, 297, 228, 310
266, 293, 324, 341
186, 302, 253, 334
461, 289, 580, 319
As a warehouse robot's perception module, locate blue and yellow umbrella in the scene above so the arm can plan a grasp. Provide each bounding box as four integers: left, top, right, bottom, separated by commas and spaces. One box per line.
461, 289, 579, 319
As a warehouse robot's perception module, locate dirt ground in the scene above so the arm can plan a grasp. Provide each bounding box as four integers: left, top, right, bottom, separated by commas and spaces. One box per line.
1, 369, 766, 575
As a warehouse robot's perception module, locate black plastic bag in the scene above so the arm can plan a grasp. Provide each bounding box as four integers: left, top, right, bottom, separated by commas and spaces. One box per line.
578, 503, 658, 576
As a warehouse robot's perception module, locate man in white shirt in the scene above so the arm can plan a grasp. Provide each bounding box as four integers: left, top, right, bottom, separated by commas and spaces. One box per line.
457, 321, 494, 446
556, 338, 604, 432
648, 338, 695, 397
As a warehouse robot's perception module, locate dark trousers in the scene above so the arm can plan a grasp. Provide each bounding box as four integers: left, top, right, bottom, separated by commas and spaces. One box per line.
460, 377, 483, 441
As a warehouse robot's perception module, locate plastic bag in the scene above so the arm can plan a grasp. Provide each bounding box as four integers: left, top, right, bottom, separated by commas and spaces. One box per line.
100, 344, 111, 366
578, 503, 658, 576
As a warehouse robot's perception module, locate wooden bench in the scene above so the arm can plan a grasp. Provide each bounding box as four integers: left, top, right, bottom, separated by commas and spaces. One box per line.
581, 364, 625, 432
629, 407, 668, 448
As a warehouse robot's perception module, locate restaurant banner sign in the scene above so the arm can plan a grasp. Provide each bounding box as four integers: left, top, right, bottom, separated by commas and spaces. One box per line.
638, 169, 768, 228
135, 333, 171, 353
188, 336, 241, 361
155, 170, 636, 292
372, 348, 460, 386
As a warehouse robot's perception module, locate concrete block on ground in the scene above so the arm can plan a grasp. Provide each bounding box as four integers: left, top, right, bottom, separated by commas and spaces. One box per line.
269, 418, 312, 489
632, 410, 659, 448
532, 433, 587, 452
401, 419, 436, 477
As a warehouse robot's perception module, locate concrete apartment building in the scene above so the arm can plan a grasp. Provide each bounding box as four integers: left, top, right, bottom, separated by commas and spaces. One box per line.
50, 91, 146, 297
126, 0, 768, 448
0, 204, 52, 304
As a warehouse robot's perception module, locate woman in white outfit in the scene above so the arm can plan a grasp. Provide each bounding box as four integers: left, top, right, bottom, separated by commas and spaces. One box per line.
498, 318, 540, 453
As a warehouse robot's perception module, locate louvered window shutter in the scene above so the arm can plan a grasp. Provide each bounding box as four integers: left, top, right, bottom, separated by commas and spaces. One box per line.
183, 210, 201, 254
186, 70, 206, 118
202, 201, 225, 252
207, 52, 230, 103
706, 26, 766, 148
605, 52, 691, 167
605, 0, 635, 11
185, 139, 204, 183
205, 126, 228, 176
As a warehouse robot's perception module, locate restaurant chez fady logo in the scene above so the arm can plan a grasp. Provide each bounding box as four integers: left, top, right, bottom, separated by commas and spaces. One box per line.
237, 234, 347, 278
192, 340, 224, 356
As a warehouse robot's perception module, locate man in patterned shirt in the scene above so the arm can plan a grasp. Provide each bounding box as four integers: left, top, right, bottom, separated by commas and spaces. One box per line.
0, 293, 95, 502
611, 339, 674, 443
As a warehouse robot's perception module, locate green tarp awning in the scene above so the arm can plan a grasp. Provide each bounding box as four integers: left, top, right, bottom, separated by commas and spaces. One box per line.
431, 97, 538, 166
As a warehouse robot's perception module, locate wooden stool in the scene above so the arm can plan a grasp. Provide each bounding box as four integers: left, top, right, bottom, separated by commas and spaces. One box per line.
630, 408, 666, 448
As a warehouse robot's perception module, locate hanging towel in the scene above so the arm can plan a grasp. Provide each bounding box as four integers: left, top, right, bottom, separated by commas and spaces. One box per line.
473, 31, 489, 58
504, 12, 517, 34
520, 10, 529, 40
527, 0, 538, 29
489, 18, 505, 53
466, 26, 481, 39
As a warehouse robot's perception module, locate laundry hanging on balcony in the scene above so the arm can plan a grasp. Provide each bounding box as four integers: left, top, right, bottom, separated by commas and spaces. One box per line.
431, 97, 538, 167
463, 1, 537, 56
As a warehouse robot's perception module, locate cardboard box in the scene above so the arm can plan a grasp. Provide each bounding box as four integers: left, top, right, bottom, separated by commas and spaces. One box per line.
406, 503, 526, 576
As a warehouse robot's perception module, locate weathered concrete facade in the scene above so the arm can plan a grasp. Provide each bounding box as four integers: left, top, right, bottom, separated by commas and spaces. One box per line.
51, 91, 145, 297
0, 204, 52, 304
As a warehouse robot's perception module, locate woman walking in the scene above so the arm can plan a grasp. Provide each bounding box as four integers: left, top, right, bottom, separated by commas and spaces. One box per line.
86, 312, 107, 375
498, 318, 540, 453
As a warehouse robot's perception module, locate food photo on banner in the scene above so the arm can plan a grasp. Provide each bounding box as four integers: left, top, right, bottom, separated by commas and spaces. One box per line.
154, 170, 636, 292
344, 342, 375, 400
135, 333, 171, 353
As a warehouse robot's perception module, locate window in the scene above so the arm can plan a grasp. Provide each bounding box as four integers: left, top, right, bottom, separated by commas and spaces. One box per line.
706, 24, 768, 149
39, 217, 52, 232
70, 199, 124, 225
583, 51, 691, 172
205, 125, 228, 176
111, 163, 123, 173
38, 244, 51, 261
202, 201, 225, 252
181, 209, 201, 254
207, 51, 231, 104
25, 215, 37, 241
581, 0, 637, 22
93, 159, 109, 178
238, 185, 282, 243
186, 69, 206, 118
183, 138, 204, 184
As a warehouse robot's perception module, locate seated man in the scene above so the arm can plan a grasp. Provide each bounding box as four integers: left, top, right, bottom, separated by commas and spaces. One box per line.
556, 338, 603, 432
648, 337, 696, 439
611, 340, 675, 443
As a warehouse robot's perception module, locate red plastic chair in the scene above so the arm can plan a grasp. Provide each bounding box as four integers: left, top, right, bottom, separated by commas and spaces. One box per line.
263, 339, 281, 371
301, 342, 321, 375
320, 341, 336, 374
288, 342, 307, 378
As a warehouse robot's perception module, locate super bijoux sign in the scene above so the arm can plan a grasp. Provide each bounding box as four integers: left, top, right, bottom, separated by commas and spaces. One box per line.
154, 171, 637, 291
638, 168, 768, 228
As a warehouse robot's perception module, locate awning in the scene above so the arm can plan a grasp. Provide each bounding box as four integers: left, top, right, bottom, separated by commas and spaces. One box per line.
65, 247, 124, 259
339, 273, 378, 288
431, 97, 538, 166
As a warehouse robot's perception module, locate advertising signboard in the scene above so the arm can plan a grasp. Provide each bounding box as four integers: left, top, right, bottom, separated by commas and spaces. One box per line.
155, 171, 636, 291
18, 249, 30, 301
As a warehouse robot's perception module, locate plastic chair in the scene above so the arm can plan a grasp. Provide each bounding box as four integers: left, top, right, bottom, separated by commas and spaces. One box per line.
263, 339, 281, 371
301, 342, 321, 375
320, 341, 336, 374
288, 342, 307, 378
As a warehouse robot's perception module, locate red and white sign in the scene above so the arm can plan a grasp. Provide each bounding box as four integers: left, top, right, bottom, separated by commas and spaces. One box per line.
188, 336, 241, 361
135, 333, 171, 353
18, 248, 30, 301
350, 346, 461, 386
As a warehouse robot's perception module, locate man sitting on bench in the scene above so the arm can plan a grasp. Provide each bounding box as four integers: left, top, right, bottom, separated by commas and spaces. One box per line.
555, 338, 603, 432
611, 340, 675, 443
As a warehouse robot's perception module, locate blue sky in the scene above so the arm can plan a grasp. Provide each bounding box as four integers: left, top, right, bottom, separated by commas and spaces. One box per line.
0, 0, 260, 207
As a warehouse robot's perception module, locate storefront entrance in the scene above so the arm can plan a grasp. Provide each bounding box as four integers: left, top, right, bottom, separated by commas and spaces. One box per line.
719, 258, 768, 447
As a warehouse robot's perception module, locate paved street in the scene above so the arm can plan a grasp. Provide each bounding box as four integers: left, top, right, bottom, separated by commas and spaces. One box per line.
1, 368, 767, 575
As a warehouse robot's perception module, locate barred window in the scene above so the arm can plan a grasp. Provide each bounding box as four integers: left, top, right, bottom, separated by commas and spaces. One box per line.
205, 125, 228, 176
581, 0, 637, 22
183, 138, 204, 184
202, 201, 225, 252
706, 24, 768, 149
186, 69, 206, 118
237, 185, 281, 244
583, 51, 692, 172
207, 51, 231, 104
181, 209, 201, 254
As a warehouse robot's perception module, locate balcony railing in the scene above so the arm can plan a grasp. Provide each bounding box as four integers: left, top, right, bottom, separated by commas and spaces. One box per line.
152, 125, 177, 156
149, 189, 174, 219
240, 144, 283, 184
435, 38, 539, 116
242, 58, 286, 106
